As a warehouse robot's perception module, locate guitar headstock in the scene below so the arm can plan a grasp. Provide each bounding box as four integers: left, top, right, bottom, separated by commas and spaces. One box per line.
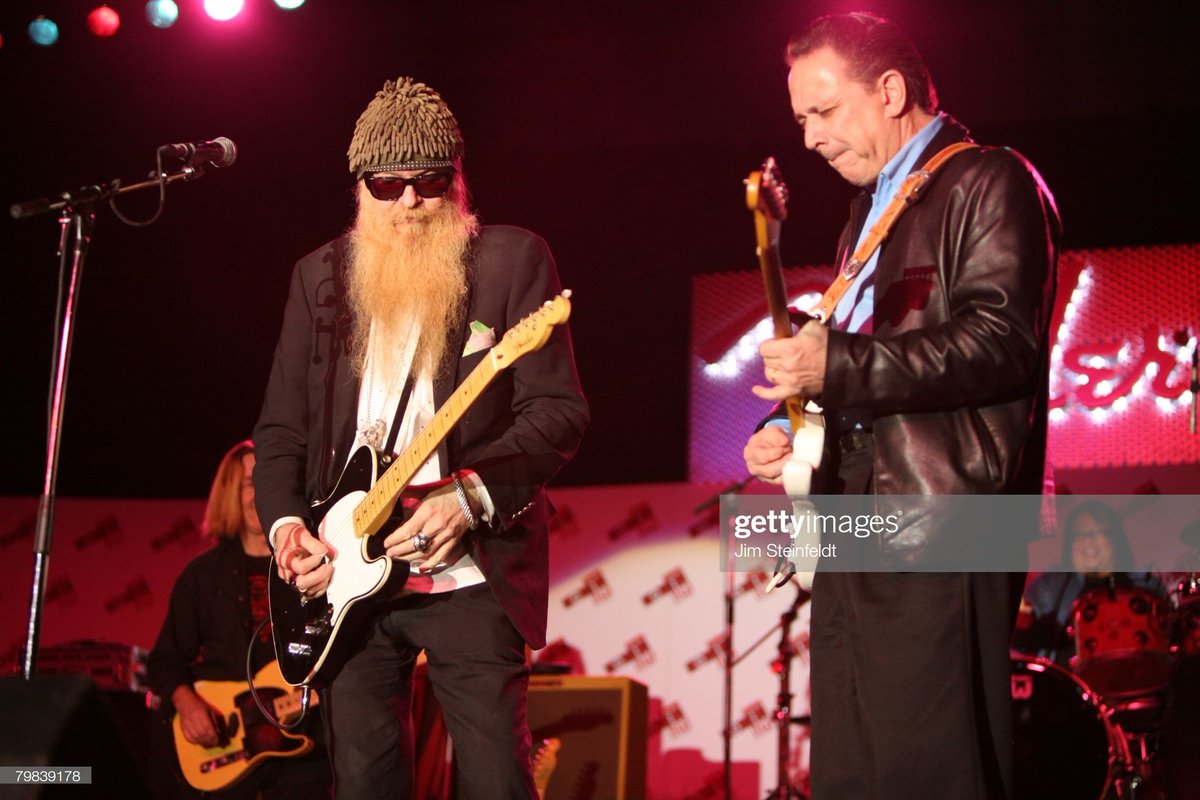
491, 291, 573, 365
745, 156, 789, 223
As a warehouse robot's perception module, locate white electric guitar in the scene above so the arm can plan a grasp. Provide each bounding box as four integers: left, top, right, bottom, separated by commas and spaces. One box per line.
269, 293, 574, 687
745, 159, 825, 589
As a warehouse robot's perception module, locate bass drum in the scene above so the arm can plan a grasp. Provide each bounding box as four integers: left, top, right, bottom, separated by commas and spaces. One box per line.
1012, 654, 1129, 800
1070, 585, 1174, 697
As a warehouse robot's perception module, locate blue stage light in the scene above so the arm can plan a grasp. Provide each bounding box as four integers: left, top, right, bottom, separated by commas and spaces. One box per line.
145, 0, 180, 29
28, 16, 60, 47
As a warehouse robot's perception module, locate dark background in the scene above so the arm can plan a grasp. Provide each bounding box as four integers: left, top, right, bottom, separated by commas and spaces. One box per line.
0, 0, 1196, 498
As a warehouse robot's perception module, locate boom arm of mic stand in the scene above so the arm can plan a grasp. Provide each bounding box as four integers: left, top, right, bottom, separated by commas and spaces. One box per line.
11, 165, 204, 220
729, 583, 811, 669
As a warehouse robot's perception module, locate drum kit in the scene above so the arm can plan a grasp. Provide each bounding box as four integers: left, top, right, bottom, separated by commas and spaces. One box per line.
1013, 575, 1200, 799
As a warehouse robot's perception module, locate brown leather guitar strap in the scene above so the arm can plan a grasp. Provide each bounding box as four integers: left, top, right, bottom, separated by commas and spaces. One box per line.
810, 141, 979, 323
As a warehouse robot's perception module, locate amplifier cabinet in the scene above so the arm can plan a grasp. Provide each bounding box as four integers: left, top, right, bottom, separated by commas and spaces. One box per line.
528, 675, 648, 800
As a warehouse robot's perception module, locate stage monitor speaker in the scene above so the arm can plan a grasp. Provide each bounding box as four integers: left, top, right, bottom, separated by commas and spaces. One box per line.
528, 675, 647, 800
0, 675, 151, 799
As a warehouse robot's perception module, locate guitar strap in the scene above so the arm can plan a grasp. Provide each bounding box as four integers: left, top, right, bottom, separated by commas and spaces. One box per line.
810, 141, 979, 323
382, 372, 417, 455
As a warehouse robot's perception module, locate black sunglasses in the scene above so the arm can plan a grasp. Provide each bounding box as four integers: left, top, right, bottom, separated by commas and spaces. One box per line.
362, 171, 454, 201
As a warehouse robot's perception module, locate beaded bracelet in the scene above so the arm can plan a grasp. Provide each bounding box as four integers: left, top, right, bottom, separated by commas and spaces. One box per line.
452, 473, 479, 530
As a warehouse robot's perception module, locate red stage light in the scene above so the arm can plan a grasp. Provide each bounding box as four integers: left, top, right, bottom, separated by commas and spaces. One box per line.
87, 5, 121, 37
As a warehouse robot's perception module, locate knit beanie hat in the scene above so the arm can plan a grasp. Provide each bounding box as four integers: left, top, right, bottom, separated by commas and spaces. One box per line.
347, 76, 464, 177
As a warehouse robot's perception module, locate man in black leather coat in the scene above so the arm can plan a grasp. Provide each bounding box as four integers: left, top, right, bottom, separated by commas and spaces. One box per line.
743, 13, 1059, 799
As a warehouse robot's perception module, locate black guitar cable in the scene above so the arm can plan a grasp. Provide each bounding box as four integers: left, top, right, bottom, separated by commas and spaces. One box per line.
246, 616, 315, 732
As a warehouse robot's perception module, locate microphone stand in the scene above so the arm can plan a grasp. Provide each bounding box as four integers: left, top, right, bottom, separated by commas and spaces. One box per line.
723, 518, 737, 800
722, 578, 811, 800
697, 478, 749, 800
14, 164, 206, 679
764, 584, 810, 800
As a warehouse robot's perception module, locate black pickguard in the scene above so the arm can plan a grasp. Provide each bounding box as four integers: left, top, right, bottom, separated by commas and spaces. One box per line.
269, 447, 409, 687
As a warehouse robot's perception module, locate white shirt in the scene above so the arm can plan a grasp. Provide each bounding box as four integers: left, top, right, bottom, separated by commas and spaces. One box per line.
270, 318, 491, 594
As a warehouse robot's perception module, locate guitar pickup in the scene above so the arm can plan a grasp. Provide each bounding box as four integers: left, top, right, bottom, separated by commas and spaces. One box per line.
303, 608, 333, 637
286, 642, 313, 658
200, 751, 249, 774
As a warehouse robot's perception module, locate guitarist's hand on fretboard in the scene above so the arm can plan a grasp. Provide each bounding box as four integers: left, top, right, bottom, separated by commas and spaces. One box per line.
383, 478, 476, 570
751, 319, 829, 403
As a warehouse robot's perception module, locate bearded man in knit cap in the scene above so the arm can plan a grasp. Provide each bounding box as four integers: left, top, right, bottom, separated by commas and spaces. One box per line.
253, 76, 589, 798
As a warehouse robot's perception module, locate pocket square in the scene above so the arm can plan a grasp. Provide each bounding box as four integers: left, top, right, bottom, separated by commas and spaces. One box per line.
462, 320, 496, 356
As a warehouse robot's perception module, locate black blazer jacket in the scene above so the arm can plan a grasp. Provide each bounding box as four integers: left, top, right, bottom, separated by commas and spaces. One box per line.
253, 225, 589, 647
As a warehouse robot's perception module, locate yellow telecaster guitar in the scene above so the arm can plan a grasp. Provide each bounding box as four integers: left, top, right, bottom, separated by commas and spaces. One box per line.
173, 660, 318, 792
745, 158, 825, 589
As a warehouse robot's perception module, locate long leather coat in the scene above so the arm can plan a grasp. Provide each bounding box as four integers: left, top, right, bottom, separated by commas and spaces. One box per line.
820, 118, 1061, 564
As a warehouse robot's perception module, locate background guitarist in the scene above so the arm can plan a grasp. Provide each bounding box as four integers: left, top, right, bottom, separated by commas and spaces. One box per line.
252, 76, 588, 799
742, 13, 1059, 800
147, 440, 332, 798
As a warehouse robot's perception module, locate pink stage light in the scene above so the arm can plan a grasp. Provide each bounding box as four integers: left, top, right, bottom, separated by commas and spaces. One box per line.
203, 0, 245, 22
87, 6, 121, 38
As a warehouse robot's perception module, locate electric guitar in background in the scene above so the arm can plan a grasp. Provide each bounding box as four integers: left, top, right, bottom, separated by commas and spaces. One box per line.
745, 159, 825, 589
532, 737, 561, 799
270, 293, 575, 688
172, 660, 318, 792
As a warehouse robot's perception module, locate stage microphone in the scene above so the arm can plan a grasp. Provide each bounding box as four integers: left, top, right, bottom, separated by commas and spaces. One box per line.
159, 137, 237, 168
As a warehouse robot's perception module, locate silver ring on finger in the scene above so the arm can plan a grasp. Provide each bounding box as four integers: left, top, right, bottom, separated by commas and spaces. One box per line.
413, 531, 431, 553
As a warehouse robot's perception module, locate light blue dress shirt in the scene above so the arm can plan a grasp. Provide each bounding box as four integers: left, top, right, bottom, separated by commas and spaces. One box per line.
832, 113, 947, 333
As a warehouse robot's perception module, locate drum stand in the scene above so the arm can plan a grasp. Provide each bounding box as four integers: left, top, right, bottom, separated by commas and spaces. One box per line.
1099, 681, 1174, 800
1113, 714, 1170, 799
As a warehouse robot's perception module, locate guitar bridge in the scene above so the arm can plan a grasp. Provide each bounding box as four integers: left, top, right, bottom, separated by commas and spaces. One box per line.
200, 751, 249, 774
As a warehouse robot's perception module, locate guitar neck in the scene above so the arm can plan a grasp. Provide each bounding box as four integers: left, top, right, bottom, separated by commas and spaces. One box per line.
757, 239, 793, 340
759, 243, 808, 431
750, 178, 808, 431
747, 162, 793, 340
354, 354, 501, 536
